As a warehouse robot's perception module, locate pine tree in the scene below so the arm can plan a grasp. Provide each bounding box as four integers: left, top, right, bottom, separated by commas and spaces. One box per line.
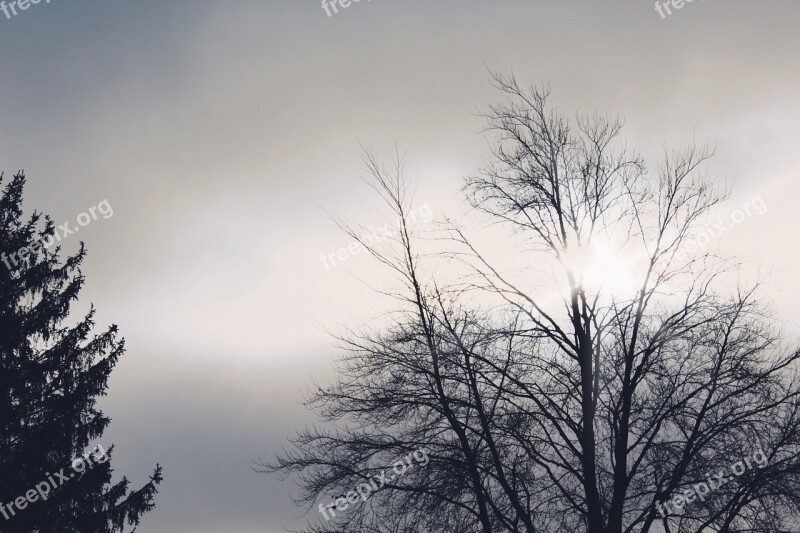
0, 172, 162, 532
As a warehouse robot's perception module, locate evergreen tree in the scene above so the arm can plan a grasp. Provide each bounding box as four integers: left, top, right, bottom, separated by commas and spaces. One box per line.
0, 172, 162, 532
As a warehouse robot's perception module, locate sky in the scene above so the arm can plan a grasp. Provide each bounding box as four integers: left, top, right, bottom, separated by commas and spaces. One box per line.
1, 1, 799, 531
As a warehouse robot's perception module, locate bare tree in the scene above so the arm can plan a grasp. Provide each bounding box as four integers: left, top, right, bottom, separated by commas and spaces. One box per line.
265, 74, 800, 533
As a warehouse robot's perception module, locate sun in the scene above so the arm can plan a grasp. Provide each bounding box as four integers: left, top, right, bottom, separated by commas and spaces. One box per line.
560, 235, 642, 299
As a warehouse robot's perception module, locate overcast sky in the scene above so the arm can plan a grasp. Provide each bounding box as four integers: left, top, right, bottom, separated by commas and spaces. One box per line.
1, 1, 799, 531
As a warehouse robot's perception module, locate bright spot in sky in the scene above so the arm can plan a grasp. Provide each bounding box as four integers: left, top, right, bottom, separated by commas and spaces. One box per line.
560, 236, 641, 299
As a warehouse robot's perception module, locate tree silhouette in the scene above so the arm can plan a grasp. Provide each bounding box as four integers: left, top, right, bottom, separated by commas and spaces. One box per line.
269, 74, 800, 533
0, 173, 162, 532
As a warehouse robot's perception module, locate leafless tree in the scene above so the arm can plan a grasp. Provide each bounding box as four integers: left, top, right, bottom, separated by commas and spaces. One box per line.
264, 74, 800, 533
